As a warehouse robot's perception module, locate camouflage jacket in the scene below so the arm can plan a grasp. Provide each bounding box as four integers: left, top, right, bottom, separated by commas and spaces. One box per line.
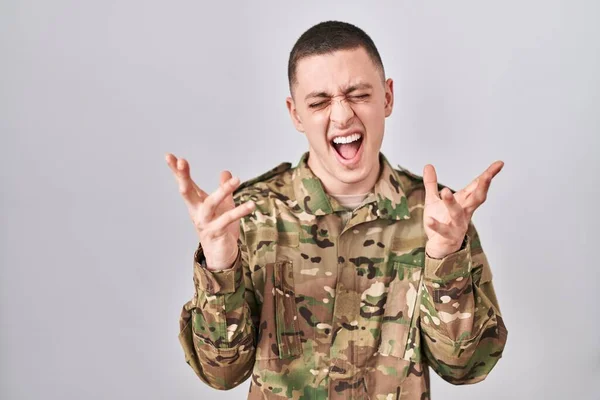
178, 152, 508, 399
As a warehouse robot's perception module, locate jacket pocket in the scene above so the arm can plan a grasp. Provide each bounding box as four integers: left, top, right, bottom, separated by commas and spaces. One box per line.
253, 260, 303, 360
377, 262, 422, 360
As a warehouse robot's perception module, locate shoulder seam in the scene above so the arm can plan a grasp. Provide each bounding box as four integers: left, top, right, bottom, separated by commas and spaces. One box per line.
234, 162, 292, 195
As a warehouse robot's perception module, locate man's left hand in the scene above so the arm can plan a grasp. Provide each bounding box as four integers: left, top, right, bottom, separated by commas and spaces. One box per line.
422, 161, 504, 259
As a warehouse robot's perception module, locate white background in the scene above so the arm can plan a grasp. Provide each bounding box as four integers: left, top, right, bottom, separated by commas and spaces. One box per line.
1, 1, 598, 399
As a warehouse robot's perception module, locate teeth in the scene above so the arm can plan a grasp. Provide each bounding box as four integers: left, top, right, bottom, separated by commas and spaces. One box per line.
332, 133, 362, 144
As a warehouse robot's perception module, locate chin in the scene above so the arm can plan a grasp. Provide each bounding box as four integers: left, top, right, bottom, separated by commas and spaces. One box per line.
332, 162, 372, 184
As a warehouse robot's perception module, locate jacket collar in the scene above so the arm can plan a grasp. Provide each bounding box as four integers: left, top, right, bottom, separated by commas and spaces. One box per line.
291, 152, 410, 220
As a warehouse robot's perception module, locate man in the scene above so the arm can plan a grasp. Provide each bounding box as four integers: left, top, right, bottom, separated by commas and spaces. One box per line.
167, 21, 507, 399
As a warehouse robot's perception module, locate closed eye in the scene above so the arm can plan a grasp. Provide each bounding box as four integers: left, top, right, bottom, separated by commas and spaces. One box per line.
308, 93, 370, 108
308, 101, 328, 109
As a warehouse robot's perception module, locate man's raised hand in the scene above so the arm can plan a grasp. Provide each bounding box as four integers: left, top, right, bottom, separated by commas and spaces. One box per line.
165, 153, 255, 270
422, 161, 504, 259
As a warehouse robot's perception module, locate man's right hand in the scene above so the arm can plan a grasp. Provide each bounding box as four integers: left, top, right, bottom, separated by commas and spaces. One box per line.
165, 153, 255, 270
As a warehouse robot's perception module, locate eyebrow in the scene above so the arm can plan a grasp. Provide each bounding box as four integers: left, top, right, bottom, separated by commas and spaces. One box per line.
304, 83, 373, 101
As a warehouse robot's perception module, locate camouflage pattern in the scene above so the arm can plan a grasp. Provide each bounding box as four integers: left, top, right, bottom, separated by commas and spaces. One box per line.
179, 152, 508, 399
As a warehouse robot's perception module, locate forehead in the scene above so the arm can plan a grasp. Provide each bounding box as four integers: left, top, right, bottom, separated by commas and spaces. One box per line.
294, 47, 382, 95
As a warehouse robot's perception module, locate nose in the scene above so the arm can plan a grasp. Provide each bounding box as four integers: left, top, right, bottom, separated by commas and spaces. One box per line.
329, 97, 355, 129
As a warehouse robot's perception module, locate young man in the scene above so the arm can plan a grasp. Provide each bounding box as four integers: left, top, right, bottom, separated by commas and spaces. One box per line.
167, 21, 507, 399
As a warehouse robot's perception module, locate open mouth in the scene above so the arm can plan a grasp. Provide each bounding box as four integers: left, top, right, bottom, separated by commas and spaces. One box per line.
331, 133, 364, 161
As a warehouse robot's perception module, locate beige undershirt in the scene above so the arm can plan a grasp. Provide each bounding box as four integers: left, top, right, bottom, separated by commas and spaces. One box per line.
331, 193, 369, 210
331, 193, 369, 226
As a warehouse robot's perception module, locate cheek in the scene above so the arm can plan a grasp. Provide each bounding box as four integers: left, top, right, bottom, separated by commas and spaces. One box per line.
303, 112, 329, 135
302, 113, 330, 147
354, 104, 385, 133
313, 111, 331, 126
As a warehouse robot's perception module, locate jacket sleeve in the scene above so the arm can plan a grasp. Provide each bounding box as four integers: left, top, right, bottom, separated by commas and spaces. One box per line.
419, 222, 508, 385
178, 229, 259, 390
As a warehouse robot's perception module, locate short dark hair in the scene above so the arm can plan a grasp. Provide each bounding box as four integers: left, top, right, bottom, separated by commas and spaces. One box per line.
287, 21, 385, 94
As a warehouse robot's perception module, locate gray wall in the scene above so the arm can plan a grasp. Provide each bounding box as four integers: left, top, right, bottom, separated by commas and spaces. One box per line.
1, 1, 598, 399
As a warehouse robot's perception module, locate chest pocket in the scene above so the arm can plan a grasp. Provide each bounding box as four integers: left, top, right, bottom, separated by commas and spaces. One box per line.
377, 262, 422, 360
252, 260, 303, 360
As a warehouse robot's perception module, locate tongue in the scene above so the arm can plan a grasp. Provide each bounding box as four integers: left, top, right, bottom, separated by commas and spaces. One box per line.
336, 141, 361, 160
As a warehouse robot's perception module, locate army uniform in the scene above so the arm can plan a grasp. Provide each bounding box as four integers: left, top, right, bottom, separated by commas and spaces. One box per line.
178, 152, 508, 399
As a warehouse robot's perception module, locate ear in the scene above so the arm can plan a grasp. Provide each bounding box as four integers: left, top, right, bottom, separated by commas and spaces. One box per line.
384, 78, 394, 118
286, 96, 305, 132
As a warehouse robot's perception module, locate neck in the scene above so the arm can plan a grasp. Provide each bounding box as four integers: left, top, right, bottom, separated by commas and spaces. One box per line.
307, 152, 381, 196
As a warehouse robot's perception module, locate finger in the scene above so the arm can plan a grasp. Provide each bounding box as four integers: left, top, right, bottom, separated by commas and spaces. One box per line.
441, 188, 465, 223
423, 164, 440, 202
474, 161, 503, 195
220, 170, 233, 186
165, 152, 182, 176
487, 160, 504, 178
424, 216, 454, 239
177, 158, 210, 202
457, 160, 504, 206
466, 180, 491, 215
459, 179, 478, 197
219, 170, 236, 208
463, 162, 503, 213
470, 161, 504, 187
165, 154, 207, 205
165, 154, 207, 195
202, 175, 241, 218
208, 201, 255, 236
454, 178, 478, 206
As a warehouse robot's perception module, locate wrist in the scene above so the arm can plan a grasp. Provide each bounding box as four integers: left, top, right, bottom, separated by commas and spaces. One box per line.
426, 235, 467, 259
204, 247, 239, 271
